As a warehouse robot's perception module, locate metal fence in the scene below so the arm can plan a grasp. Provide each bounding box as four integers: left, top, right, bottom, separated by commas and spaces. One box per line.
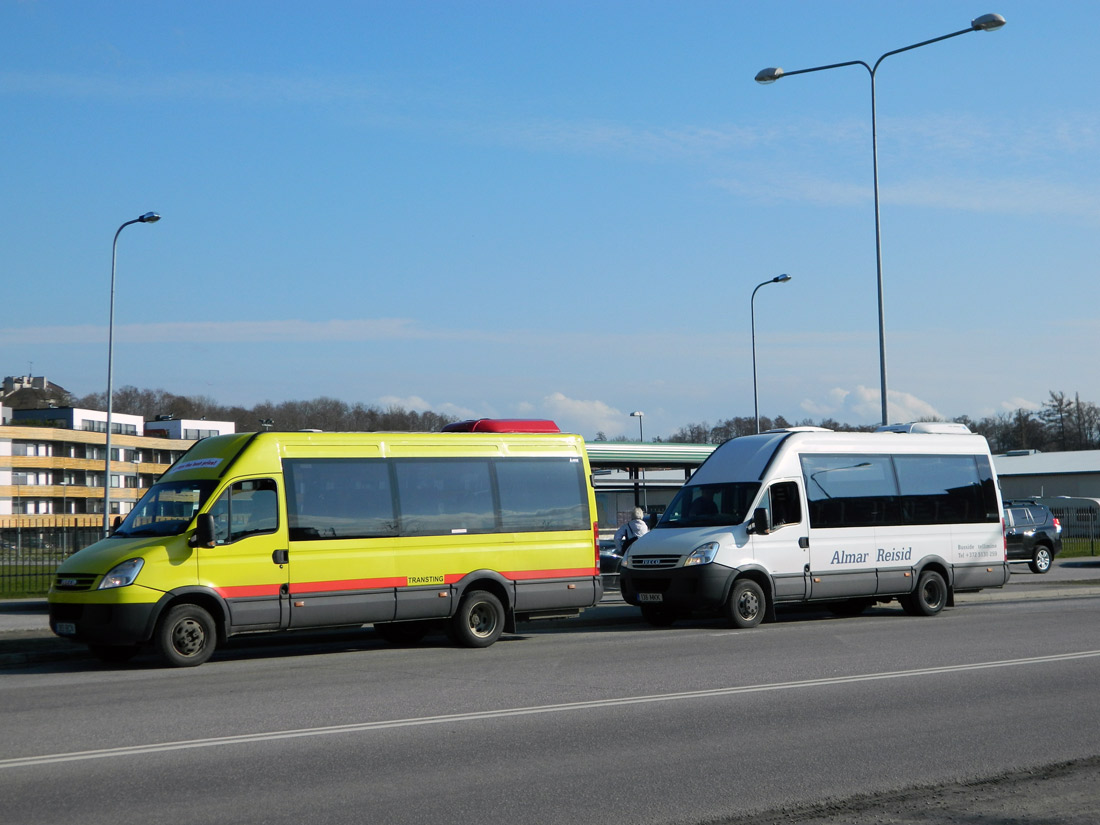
0, 525, 101, 596
1045, 503, 1100, 555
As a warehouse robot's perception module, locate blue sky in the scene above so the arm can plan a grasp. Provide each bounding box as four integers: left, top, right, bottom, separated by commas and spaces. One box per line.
3, 1, 1097, 440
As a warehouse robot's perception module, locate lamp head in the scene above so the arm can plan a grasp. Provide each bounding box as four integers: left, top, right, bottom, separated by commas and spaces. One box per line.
971, 13, 1006, 31
774, 274, 792, 283
755, 67, 784, 84
630, 411, 644, 417
138, 212, 161, 223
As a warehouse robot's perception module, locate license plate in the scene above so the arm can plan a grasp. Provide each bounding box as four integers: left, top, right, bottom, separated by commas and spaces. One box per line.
638, 593, 663, 603
55, 622, 76, 635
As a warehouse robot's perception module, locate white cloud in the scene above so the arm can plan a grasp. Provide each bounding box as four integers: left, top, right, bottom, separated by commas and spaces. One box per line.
718, 170, 1100, 223
492, 118, 774, 161
538, 392, 627, 438
377, 391, 627, 437
377, 395, 480, 420
887, 177, 1100, 222
1000, 397, 1042, 413
799, 387, 850, 417
377, 394, 432, 412
0, 70, 380, 106
715, 171, 868, 207
800, 385, 942, 426
0, 319, 507, 345
885, 390, 944, 426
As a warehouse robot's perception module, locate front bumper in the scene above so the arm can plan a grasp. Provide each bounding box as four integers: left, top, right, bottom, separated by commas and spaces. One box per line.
619, 562, 736, 613
49, 600, 159, 646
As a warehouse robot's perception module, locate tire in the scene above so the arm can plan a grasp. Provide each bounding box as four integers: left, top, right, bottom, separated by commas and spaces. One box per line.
375, 621, 430, 645
447, 590, 505, 648
88, 644, 140, 664
1030, 546, 1053, 574
155, 604, 217, 667
641, 605, 677, 627
726, 579, 766, 629
899, 570, 948, 617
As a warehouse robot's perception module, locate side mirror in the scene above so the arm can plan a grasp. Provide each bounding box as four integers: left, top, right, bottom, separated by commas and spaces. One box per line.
753, 507, 771, 536
191, 513, 217, 548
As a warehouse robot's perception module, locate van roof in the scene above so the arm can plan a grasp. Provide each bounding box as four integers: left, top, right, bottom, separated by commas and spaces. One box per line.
440, 419, 561, 433
876, 422, 972, 434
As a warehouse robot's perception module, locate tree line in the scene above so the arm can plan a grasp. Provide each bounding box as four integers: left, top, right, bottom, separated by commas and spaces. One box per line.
599, 391, 1100, 454
71, 386, 455, 434
50, 385, 1100, 453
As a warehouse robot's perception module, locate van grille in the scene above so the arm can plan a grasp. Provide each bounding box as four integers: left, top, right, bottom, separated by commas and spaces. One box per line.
52, 574, 98, 592
627, 555, 681, 570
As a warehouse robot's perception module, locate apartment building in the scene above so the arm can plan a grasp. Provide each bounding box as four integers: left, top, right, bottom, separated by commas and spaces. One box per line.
0, 407, 234, 524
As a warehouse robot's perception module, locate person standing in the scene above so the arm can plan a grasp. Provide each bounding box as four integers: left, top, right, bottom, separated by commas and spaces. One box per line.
614, 506, 649, 554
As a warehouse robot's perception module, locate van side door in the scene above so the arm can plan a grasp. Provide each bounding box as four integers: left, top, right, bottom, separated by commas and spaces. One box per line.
801, 454, 889, 600
750, 480, 809, 602
198, 477, 288, 630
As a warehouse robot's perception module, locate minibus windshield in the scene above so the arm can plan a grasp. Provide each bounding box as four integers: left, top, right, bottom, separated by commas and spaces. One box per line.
113, 480, 217, 538
657, 482, 761, 529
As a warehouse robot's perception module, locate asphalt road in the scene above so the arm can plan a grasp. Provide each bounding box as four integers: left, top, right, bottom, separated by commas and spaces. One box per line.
3, 559, 1100, 825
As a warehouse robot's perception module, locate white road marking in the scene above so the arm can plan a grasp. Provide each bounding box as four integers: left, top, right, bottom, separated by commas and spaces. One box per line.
5, 649, 1100, 770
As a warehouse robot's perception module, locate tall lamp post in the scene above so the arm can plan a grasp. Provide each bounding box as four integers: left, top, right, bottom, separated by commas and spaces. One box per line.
755, 13, 1006, 426
629, 411, 647, 511
104, 212, 161, 536
751, 274, 792, 434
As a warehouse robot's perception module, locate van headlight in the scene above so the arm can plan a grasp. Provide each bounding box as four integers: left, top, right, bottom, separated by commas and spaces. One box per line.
98, 558, 144, 590
683, 542, 720, 567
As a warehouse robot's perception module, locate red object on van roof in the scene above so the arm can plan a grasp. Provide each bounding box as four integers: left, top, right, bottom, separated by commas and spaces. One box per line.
441, 419, 561, 433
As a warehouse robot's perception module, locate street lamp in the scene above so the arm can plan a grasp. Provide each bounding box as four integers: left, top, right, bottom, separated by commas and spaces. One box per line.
629, 411, 647, 511
755, 13, 1005, 426
751, 275, 792, 434
104, 212, 160, 536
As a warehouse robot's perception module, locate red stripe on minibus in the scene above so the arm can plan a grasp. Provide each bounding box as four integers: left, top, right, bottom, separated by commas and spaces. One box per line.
289, 577, 408, 595
503, 568, 598, 581
215, 584, 282, 599
220, 569, 598, 600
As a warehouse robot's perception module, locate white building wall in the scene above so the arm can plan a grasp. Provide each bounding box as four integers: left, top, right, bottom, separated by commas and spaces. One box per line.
144, 419, 235, 439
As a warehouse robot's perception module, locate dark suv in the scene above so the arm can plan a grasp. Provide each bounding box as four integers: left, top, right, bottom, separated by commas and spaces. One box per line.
1003, 499, 1063, 573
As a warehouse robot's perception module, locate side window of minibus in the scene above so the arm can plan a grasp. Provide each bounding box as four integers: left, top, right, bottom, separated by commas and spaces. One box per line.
209, 479, 279, 544
769, 482, 802, 528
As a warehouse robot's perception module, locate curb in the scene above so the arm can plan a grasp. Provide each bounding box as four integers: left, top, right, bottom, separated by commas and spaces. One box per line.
5, 585, 1100, 669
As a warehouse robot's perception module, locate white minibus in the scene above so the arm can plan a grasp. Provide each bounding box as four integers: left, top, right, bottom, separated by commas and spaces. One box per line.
618, 424, 1009, 627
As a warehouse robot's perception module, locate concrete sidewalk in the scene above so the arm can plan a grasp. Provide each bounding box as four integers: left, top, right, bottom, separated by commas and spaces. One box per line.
4, 558, 1099, 667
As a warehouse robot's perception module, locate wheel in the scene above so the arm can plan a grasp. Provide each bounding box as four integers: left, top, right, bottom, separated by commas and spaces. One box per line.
829, 599, 872, 617
447, 590, 504, 648
155, 604, 217, 667
1030, 546, 1053, 574
88, 644, 140, 664
899, 570, 947, 617
641, 605, 677, 627
726, 579, 765, 629
375, 621, 430, 645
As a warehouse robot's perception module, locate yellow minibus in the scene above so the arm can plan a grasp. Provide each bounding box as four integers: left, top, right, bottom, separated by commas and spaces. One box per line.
49, 421, 601, 666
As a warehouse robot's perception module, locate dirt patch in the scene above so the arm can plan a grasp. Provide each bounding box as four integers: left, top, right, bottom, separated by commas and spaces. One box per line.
708, 756, 1100, 824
